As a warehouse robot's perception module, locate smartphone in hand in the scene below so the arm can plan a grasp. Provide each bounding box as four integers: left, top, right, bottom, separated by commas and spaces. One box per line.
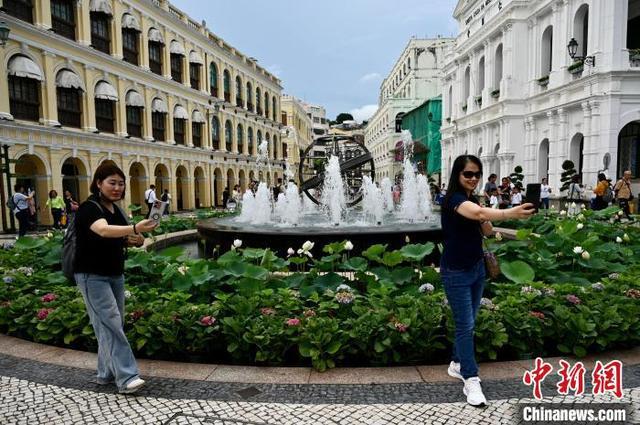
525, 183, 541, 213
148, 200, 168, 223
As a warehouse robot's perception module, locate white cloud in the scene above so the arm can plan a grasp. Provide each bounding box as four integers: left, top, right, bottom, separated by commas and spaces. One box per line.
359, 72, 382, 84
349, 104, 378, 122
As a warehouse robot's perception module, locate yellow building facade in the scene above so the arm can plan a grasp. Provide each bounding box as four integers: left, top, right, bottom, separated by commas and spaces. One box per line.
0, 0, 285, 228
280, 95, 313, 182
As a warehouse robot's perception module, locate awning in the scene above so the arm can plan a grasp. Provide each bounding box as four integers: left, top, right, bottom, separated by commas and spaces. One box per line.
148, 28, 164, 44
151, 98, 168, 113
55, 69, 84, 91
173, 105, 188, 119
7, 55, 44, 81
192, 110, 205, 123
189, 51, 203, 64
125, 91, 145, 107
170, 40, 185, 55
121, 13, 140, 31
89, 0, 113, 15
94, 80, 118, 101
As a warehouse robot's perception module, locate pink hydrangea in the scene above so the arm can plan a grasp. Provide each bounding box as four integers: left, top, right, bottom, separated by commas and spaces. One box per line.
130, 310, 145, 321
41, 293, 57, 303
200, 316, 216, 326
285, 318, 301, 327
0, 301, 12, 308
529, 311, 546, 320
625, 289, 640, 299
303, 309, 316, 318
36, 308, 54, 321
394, 322, 409, 333
566, 294, 581, 305
260, 307, 276, 316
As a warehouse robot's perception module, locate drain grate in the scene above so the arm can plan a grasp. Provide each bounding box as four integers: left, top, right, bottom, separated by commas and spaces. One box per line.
163, 413, 275, 425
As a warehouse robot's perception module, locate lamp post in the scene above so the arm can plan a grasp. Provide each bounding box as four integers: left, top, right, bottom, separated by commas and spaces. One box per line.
567, 38, 595, 66
0, 22, 10, 47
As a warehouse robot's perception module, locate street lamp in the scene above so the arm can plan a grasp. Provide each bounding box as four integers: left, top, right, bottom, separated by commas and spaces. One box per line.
567, 38, 595, 66
0, 22, 10, 47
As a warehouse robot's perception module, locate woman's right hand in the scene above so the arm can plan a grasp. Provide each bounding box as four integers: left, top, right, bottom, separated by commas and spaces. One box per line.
136, 219, 158, 233
510, 203, 536, 219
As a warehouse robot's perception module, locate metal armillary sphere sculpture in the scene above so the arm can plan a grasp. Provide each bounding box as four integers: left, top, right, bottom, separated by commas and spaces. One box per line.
298, 135, 375, 207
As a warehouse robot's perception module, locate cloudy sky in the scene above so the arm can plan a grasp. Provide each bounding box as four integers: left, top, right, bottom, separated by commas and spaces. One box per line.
171, 0, 459, 122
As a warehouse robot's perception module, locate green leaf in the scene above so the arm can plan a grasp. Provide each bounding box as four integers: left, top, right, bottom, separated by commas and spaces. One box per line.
381, 251, 404, 267
391, 267, 415, 285
400, 243, 435, 261
63, 333, 76, 345
242, 264, 269, 280
242, 248, 266, 260
326, 340, 341, 354
342, 257, 369, 272
362, 244, 387, 262
573, 346, 587, 357
157, 246, 185, 260
500, 260, 535, 284
515, 229, 532, 240
299, 342, 312, 357
136, 338, 147, 350
14, 237, 47, 250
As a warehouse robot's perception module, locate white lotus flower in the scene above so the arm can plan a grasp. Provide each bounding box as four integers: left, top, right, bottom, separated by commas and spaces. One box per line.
287, 247, 295, 256
124, 290, 132, 299
623, 233, 630, 242
577, 214, 585, 221
551, 205, 556, 210
581, 204, 586, 209
573, 246, 584, 255
233, 239, 242, 248
302, 241, 314, 251
616, 237, 623, 243
560, 210, 567, 216
571, 202, 577, 209
581, 251, 590, 260
344, 241, 354, 251
495, 232, 503, 241
46, 232, 53, 238
405, 235, 410, 243
577, 223, 584, 230
177, 265, 189, 275
618, 210, 624, 217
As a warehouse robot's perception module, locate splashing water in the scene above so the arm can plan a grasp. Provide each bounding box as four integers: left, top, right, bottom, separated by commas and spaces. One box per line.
321, 156, 346, 225
381, 177, 394, 213
361, 176, 384, 225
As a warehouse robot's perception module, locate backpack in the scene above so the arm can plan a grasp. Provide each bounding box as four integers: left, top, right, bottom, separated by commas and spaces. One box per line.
161, 192, 168, 202
602, 185, 614, 203
6, 194, 17, 211
62, 200, 129, 283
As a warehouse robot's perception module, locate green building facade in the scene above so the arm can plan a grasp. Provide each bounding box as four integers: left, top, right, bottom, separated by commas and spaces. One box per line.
400, 96, 442, 176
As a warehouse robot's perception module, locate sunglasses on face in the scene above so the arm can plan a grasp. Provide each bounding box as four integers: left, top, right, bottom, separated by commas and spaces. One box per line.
461, 171, 483, 179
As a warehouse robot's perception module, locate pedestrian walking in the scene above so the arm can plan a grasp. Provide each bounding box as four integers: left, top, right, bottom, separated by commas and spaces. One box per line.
45, 190, 66, 229
161, 189, 172, 215
11, 185, 33, 237
614, 170, 634, 219
143, 185, 157, 219
73, 162, 157, 394
441, 155, 534, 406
540, 178, 551, 210
593, 173, 610, 211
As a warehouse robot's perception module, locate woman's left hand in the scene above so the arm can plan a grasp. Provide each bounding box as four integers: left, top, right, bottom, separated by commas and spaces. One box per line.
127, 234, 145, 247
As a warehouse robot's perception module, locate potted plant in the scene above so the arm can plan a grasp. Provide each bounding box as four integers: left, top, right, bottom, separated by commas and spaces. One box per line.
490, 89, 500, 98
537, 75, 549, 86
568, 60, 584, 75
461, 103, 468, 112
630, 49, 640, 62
474, 95, 482, 107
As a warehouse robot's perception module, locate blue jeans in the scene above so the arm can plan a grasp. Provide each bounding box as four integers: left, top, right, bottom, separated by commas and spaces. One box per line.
541, 198, 549, 209
441, 259, 485, 379
75, 273, 139, 390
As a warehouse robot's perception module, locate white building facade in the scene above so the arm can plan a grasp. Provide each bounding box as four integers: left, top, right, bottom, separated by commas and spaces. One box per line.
365, 37, 454, 182
441, 0, 640, 195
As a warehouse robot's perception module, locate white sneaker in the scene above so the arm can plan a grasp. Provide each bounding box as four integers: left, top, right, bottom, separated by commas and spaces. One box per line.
447, 361, 463, 381
119, 377, 145, 394
463, 377, 487, 407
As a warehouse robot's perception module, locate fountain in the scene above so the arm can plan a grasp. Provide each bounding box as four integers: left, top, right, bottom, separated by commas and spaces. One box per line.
197, 134, 442, 256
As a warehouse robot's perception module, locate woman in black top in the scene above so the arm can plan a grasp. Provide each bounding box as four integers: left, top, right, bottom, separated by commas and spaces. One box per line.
441, 155, 533, 406
74, 163, 156, 394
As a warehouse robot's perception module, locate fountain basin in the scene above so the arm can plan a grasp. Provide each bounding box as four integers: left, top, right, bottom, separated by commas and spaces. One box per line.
197, 214, 443, 259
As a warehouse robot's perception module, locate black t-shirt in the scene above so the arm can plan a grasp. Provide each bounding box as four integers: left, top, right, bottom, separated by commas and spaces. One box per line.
441, 192, 483, 271
74, 196, 127, 276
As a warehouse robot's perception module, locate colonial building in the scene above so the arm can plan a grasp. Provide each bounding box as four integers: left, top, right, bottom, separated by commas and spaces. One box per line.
441, 0, 640, 198
0, 0, 285, 228
280, 94, 313, 182
364, 36, 454, 182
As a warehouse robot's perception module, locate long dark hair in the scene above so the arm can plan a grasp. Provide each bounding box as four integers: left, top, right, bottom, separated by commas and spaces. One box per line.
444, 155, 483, 208
90, 163, 126, 200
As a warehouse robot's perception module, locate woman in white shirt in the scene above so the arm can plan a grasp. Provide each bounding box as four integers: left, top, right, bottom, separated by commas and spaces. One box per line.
540, 178, 551, 209
511, 186, 523, 207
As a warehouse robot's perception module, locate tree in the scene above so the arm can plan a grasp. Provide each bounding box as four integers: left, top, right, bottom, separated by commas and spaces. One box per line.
335, 113, 354, 124
510, 165, 524, 189
560, 160, 577, 192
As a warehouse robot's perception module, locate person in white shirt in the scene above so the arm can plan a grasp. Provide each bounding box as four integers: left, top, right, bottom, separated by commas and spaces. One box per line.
143, 185, 158, 219
540, 178, 551, 209
511, 186, 523, 207
489, 189, 499, 209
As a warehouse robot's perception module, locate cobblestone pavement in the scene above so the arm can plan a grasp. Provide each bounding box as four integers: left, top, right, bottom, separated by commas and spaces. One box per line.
0, 376, 638, 424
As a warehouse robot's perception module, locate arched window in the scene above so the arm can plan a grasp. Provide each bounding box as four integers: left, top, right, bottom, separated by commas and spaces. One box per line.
237, 123, 244, 153
573, 4, 589, 58
463, 66, 470, 109
189, 51, 203, 90
538, 139, 550, 181
264, 91, 270, 118
122, 14, 140, 65
95, 80, 117, 133
170, 41, 185, 83
247, 126, 254, 154
257, 129, 262, 145
235, 76, 243, 107
246, 82, 253, 111
151, 98, 167, 142
172, 105, 188, 145
618, 121, 640, 178
148, 28, 164, 75
272, 97, 277, 121
51, 0, 76, 40
478, 56, 485, 95
209, 62, 218, 97
211, 116, 220, 149
125, 90, 145, 138
4, 0, 34, 23
224, 120, 233, 151
570, 133, 584, 178
56, 69, 84, 128
8, 55, 43, 122
541, 26, 554, 77
223, 70, 231, 102
447, 85, 453, 119
191, 110, 205, 148
90, 3, 113, 54
494, 44, 503, 90
256, 88, 262, 115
